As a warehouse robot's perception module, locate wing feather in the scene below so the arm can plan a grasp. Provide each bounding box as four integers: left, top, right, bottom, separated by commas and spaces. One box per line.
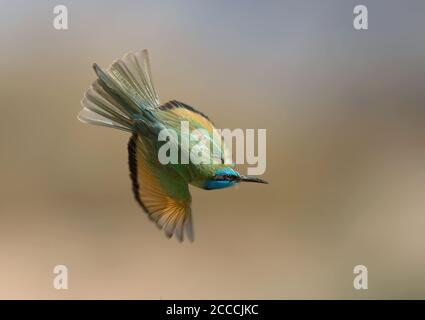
128, 134, 193, 242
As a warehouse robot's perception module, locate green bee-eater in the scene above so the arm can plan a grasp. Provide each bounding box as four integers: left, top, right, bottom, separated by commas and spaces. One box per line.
78, 50, 267, 242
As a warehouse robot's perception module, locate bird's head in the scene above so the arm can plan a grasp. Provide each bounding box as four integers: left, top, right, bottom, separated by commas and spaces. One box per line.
204, 168, 268, 190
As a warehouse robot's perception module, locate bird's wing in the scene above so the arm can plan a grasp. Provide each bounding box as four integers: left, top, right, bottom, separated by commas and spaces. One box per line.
128, 133, 194, 242
157, 100, 234, 166
159, 100, 215, 130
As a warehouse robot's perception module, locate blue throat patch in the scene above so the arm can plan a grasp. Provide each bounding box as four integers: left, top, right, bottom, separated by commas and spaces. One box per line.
205, 179, 237, 190
205, 168, 240, 190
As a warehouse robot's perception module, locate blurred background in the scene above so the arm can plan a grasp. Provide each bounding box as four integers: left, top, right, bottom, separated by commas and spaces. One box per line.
0, 0, 424, 299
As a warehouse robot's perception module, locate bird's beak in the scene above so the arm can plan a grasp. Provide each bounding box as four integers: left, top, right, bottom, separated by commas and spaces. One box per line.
239, 176, 268, 184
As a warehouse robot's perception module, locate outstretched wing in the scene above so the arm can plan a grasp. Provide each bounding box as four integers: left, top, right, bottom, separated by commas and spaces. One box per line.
128, 134, 194, 242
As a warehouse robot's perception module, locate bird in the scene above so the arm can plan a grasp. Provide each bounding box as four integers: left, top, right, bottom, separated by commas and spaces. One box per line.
78, 49, 267, 242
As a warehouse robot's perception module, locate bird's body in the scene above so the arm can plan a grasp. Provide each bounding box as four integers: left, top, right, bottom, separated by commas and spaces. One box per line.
79, 50, 267, 241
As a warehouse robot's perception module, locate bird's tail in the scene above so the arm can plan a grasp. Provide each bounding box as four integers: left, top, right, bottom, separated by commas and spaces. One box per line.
78, 50, 160, 132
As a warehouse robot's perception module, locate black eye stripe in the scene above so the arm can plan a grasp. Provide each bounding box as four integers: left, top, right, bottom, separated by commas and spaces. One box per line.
214, 174, 237, 181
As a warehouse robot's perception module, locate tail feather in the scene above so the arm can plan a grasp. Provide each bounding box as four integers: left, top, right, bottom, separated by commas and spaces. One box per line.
78, 49, 160, 131
112, 51, 159, 108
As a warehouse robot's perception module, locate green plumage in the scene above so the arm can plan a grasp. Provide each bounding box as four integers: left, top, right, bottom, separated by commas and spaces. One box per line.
79, 50, 266, 241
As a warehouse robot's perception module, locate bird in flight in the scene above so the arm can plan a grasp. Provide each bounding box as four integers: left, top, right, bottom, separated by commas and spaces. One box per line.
78, 50, 267, 242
